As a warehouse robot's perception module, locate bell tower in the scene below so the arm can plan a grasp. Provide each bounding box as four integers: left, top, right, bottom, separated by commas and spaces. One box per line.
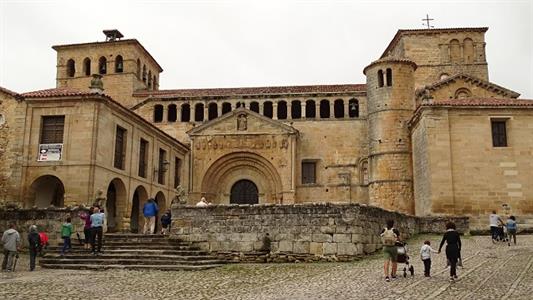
52, 29, 163, 108
363, 58, 417, 214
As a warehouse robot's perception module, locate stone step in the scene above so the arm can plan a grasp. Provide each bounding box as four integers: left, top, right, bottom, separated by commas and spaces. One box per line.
104, 233, 169, 239
50, 244, 199, 250
44, 253, 217, 261
40, 258, 225, 266
43, 249, 208, 255
40, 263, 223, 271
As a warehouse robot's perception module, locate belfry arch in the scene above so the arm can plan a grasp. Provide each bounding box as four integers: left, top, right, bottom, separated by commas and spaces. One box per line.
200, 152, 283, 204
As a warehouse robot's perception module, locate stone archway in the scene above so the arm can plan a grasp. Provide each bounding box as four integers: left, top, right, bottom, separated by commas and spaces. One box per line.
154, 191, 166, 234
28, 175, 65, 208
201, 152, 283, 204
131, 185, 148, 233
230, 179, 259, 204
105, 178, 127, 232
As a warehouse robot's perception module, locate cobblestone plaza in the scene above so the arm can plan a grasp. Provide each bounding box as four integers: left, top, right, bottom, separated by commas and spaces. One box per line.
1, 235, 532, 299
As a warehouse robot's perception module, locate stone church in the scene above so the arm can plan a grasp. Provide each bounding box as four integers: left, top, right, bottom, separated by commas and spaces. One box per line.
1, 27, 532, 231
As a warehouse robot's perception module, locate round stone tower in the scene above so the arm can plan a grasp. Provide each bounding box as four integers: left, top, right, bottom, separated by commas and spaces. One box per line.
363, 58, 417, 214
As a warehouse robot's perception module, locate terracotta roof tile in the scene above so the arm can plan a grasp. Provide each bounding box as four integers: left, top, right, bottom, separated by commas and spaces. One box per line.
422, 97, 533, 107
133, 84, 365, 98
381, 27, 489, 58
0, 86, 20, 97
21, 88, 110, 99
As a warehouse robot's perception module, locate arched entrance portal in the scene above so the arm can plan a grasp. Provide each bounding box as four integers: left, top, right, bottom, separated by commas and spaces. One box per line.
105, 178, 127, 232
230, 180, 259, 204
130, 186, 148, 233
29, 175, 65, 208
154, 191, 166, 234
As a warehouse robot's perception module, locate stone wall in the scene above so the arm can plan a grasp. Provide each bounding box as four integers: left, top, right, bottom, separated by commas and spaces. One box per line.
0, 207, 88, 249
172, 203, 468, 262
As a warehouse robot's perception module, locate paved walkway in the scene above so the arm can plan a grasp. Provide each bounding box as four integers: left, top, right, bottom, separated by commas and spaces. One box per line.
1, 235, 532, 299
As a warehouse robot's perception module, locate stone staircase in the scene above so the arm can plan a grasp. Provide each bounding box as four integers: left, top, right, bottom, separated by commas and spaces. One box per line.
40, 234, 226, 271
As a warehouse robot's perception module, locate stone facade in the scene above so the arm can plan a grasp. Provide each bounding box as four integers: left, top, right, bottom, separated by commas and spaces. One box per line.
1, 27, 532, 233
172, 203, 468, 262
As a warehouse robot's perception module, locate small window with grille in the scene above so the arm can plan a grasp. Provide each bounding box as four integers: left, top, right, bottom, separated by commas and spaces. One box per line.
302, 161, 317, 184
491, 119, 508, 147
40, 116, 65, 144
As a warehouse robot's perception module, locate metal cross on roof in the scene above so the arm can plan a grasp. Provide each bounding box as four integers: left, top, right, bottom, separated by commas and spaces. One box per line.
422, 14, 434, 29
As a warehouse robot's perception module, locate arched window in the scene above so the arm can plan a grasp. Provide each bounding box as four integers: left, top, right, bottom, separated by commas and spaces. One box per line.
98, 56, 107, 74
320, 100, 330, 119
136, 59, 141, 78
277, 101, 287, 119
377, 70, 384, 87
147, 71, 152, 89
153, 75, 157, 90
142, 65, 147, 83
115, 55, 123, 73
249, 101, 259, 113
348, 99, 359, 118
463, 38, 474, 63
306, 100, 316, 118
83, 58, 91, 76
454, 88, 471, 99
334, 99, 344, 118
66, 59, 75, 77
181, 104, 190, 122
208, 103, 218, 120
360, 160, 369, 185
222, 102, 232, 114
450, 39, 461, 63
263, 101, 273, 118
167, 104, 177, 122
153, 104, 163, 123
195, 103, 204, 122
386, 68, 392, 86
291, 100, 301, 119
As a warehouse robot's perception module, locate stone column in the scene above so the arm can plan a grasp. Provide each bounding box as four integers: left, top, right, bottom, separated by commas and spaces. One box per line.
344, 100, 349, 119
259, 102, 264, 115
302, 102, 306, 119
177, 103, 182, 122
273, 102, 278, 120
162, 105, 168, 123
329, 101, 334, 119
203, 103, 208, 121
287, 103, 292, 120
190, 102, 196, 122
316, 103, 320, 118
217, 103, 222, 117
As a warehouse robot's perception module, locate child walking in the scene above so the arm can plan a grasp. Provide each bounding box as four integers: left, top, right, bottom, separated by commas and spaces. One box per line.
506, 216, 517, 246
60, 217, 73, 256
420, 240, 438, 277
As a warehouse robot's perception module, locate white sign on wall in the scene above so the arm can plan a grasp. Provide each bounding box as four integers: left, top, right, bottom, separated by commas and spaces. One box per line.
38, 144, 63, 161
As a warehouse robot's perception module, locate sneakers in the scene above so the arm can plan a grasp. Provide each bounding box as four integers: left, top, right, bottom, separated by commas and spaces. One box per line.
391, 275, 397, 279
449, 277, 455, 282
385, 276, 390, 282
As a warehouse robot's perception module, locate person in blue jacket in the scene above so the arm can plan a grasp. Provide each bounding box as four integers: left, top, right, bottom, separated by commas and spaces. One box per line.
143, 198, 159, 234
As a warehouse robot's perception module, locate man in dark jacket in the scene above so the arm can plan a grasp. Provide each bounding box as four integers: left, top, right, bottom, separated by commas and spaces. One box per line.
143, 198, 159, 234
27, 225, 41, 271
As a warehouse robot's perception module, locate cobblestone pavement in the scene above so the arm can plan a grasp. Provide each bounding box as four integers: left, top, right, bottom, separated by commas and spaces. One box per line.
1, 235, 532, 300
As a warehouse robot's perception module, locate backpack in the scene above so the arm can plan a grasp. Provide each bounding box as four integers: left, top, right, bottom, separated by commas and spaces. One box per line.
381, 228, 397, 246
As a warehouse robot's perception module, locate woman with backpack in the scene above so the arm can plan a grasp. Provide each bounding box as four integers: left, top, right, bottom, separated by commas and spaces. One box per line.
380, 220, 400, 282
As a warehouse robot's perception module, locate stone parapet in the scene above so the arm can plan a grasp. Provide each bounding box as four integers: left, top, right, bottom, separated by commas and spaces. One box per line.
171, 203, 468, 263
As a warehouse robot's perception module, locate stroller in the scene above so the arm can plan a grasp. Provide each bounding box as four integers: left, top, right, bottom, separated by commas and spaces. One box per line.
396, 241, 414, 277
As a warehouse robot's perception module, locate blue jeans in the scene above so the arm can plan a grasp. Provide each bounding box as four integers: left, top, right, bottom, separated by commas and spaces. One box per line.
61, 237, 71, 254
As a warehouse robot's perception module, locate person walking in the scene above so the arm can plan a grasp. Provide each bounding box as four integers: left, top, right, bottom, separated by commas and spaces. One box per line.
380, 220, 400, 282
489, 210, 503, 242
90, 207, 105, 255
438, 222, 462, 282
160, 209, 172, 235
1, 223, 21, 272
38, 231, 49, 257
79, 208, 93, 250
143, 198, 159, 234
27, 225, 41, 271
506, 216, 517, 246
420, 240, 438, 277
60, 217, 73, 256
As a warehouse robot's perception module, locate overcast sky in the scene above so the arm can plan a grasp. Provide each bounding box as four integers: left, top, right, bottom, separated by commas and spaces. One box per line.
1, 0, 532, 98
